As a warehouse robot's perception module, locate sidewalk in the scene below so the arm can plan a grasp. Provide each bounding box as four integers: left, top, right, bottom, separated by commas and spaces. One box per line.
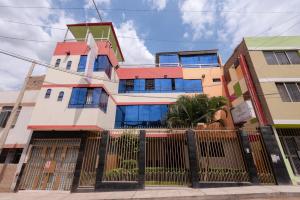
0, 186, 300, 200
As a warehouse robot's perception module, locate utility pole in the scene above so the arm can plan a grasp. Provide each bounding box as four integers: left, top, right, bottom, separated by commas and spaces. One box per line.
0, 62, 36, 155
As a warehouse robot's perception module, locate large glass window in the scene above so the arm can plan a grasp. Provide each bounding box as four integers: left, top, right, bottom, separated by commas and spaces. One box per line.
183, 79, 203, 92
276, 82, 300, 102
158, 54, 179, 66
118, 78, 203, 93
263, 51, 300, 65
93, 55, 112, 78
78, 55, 87, 72
181, 54, 218, 68
69, 87, 109, 112
115, 105, 169, 128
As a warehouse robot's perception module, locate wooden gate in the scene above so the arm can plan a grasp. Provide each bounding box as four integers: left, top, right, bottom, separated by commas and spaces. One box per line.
247, 130, 275, 184
19, 138, 80, 191
79, 132, 102, 187
194, 130, 249, 183
145, 130, 190, 186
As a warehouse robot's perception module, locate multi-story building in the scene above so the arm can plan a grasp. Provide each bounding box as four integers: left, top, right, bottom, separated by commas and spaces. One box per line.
224, 36, 300, 185
2, 22, 229, 191
0, 76, 44, 191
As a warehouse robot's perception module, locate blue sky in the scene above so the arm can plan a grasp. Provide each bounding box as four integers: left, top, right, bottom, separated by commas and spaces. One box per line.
0, 0, 300, 90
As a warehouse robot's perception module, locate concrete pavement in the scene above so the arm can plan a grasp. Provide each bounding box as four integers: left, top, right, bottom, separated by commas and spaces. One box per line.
0, 186, 299, 200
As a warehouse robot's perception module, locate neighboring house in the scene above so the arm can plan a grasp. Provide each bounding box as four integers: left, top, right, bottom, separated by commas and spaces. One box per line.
0, 75, 44, 192
223, 36, 300, 185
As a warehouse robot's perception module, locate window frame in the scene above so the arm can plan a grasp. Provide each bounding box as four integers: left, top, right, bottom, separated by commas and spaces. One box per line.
276, 82, 300, 102
66, 60, 72, 70
45, 89, 51, 98
55, 59, 61, 67
57, 91, 64, 101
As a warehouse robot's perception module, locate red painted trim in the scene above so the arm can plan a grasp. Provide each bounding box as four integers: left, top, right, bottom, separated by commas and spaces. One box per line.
117, 67, 183, 79
116, 102, 175, 106
239, 54, 268, 125
221, 75, 230, 99
66, 22, 124, 61
42, 84, 104, 88
27, 125, 103, 131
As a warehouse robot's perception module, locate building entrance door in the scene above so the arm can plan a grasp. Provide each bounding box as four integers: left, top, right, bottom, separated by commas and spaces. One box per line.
19, 138, 80, 191
277, 128, 300, 176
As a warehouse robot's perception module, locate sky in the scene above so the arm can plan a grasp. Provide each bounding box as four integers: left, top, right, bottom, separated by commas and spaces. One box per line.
0, 0, 300, 90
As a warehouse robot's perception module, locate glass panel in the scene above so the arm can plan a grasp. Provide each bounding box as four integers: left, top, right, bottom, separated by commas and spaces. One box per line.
139, 105, 150, 122
125, 80, 134, 92
78, 56, 87, 72
134, 79, 145, 92
93, 56, 112, 78
183, 80, 203, 92
99, 90, 109, 112
275, 52, 290, 65
263, 52, 278, 65
92, 88, 102, 105
118, 80, 126, 93
276, 83, 291, 102
285, 83, 300, 102
160, 79, 172, 91
115, 106, 125, 128
69, 88, 87, 107
145, 79, 155, 91
159, 54, 179, 66
286, 51, 300, 64
175, 78, 184, 92
124, 106, 139, 125
181, 54, 218, 68
66, 61, 72, 70
55, 59, 61, 67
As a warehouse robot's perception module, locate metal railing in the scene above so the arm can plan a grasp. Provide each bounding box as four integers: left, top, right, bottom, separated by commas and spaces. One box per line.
145, 130, 190, 186
19, 138, 81, 191
194, 129, 249, 183
247, 130, 275, 184
102, 130, 140, 182
79, 132, 102, 187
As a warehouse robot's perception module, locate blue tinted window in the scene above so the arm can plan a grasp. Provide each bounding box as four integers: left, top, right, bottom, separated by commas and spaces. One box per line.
93, 55, 112, 78
134, 79, 145, 92
181, 54, 218, 68
115, 105, 168, 128
183, 80, 203, 92
159, 54, 179, 66
160, 79, 172, 91
69, 87, 108, 111
118, 80, 126, 93
66, 61, 72, 70
78, 56, 87, 72
175, 79, 184, 92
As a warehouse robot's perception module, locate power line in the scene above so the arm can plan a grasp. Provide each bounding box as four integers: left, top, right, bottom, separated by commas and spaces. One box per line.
1, 5, 300, 15
0, 47, 283, 99
91, 0, 103, 21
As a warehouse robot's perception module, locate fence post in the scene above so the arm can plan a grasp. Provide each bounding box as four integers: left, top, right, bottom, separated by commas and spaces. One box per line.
238, 129, 260, 185
259, 126, 291, 185
186, 129, 200, 188
71, 132, 88, 192
138, 130, 146, 188
95, 130, 109, 189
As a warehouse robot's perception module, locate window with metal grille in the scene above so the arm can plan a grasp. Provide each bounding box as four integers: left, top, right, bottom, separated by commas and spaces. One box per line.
276, 82, 300, 102
66, 60, 72, 70
55, 59, 61, 67
125, 79, 134, 91
263, 51, 300, 65
145, 79, 155, 90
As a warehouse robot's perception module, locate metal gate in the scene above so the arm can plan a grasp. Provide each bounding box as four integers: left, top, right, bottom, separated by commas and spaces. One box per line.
102, 130, 139, 182
19, 138, 80, 190
79, 132, 102, 187
277, 128, 300, 176
145, 130, 190, 186
247, 130, 275, 184
194, 130, 248, 183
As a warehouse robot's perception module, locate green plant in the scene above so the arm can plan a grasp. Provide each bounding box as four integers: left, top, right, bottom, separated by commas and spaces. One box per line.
167, 94, 227, 128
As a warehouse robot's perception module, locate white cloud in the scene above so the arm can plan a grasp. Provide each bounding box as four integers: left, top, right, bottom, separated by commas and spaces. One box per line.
183, 32, 189, 38
147, 0, 168, 11
0, 0, 75, 91
115, 20, 154, 65
179, 0, 216, 40
84, 0, 111, 9
219, 0, 300, 47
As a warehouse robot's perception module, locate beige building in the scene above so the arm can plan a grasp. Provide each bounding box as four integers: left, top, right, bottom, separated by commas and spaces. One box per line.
224, 36, 300, 185
0, 76, 44, 192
